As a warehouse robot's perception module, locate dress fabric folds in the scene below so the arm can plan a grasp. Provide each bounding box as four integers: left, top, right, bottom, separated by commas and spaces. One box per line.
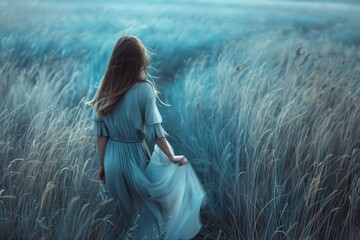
91, 81, 207, 239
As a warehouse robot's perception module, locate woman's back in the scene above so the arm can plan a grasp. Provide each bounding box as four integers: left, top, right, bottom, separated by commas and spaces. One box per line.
92, 81, 164, 143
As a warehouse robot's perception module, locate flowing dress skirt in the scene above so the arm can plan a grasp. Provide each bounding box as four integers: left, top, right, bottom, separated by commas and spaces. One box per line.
105, 142, 207, 240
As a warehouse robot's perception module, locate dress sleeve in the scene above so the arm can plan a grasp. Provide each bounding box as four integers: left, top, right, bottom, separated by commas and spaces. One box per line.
143, 83, 169, 141
91, 107, 109, 137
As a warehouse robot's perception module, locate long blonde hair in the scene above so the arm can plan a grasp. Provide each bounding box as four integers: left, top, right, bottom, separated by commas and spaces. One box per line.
86, 35, 151, 117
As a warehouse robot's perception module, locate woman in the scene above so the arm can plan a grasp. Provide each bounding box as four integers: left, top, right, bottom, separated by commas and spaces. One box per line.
87, 35, 207, 239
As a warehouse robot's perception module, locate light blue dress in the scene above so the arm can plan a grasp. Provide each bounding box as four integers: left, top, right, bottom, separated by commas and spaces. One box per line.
91, 81, 207, 239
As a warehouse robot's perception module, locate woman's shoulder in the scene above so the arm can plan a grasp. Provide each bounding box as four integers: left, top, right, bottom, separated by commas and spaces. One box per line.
135, 80, 156, 103
136, 80, 156, 94
137, 80, 154, 88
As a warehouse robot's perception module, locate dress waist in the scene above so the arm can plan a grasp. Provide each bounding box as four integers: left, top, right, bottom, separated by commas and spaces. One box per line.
109, 136, 144, 143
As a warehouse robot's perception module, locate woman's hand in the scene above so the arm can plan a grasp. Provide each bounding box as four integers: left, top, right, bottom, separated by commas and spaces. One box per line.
99, 166, 106, 183
154, 138, 188, 166
170, 155, 188, 166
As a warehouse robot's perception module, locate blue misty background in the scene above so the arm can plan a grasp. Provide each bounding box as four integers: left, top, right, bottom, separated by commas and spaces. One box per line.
1, 0, 360, 239
1, 0, 359, 101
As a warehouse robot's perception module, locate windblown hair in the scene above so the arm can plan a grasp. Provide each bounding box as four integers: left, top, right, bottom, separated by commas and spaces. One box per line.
87, 35, 152, 117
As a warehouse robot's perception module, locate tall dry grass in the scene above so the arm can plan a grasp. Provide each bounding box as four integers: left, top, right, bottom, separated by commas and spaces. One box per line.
165, 31, 360, 239
1, 1, 360, 239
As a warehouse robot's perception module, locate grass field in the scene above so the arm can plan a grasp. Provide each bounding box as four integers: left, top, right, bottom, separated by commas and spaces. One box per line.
1, 1, 360, 239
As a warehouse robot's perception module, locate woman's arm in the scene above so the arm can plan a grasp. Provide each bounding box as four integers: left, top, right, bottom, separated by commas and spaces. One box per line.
155, 137, 188, 166
97, 136, 109, 167
97, 136, 109, 182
